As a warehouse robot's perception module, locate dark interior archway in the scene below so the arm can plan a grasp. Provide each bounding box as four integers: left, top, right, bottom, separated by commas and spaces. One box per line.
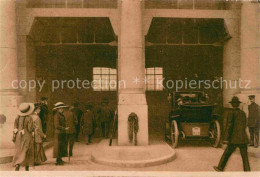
145, 18, 225, 138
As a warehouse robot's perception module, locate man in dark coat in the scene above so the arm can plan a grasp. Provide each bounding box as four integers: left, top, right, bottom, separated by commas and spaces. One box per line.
64, 106, 78, 156
81, 104, 95, 145
248, 95, 260, 148
53, 102, 69, 165
99, 99, 113, 138
71, 102, 83, 142
39, 97, 48, 134
214, 96, 250, 171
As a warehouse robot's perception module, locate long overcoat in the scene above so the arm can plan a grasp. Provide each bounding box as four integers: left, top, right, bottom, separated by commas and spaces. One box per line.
81, 110, 94, 135
223, 108, 249, 144
32, 114, 45, 143
248, 102, 260, 128
12, 115, 34, 166
71, 107, 83, 128
39, 104, 48, 134
63, 110, 77, 134
32, 113, 47, 163
99, 105, 113, 123
53, 111, 68, 158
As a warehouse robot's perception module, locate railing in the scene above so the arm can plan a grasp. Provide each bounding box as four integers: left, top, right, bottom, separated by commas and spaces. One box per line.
144, 0, 231, 10
27, 0, 118, 8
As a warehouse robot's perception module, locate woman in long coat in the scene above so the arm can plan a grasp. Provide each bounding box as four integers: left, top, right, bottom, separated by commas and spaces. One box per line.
13, 103, 35, 171
81, 105, 95, 144
31, 104, 47, 165
53, 102, 69, 165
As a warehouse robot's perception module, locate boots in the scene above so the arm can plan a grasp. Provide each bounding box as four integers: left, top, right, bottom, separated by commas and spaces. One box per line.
15, 164, 20, 171
55, 158, 64, 165
25, 166, 29, 171
88, 135, 92, 144
250, 133, 254, 146
15, 164, 29, 171
213, 166, 223, 172
255, 134, 259, 148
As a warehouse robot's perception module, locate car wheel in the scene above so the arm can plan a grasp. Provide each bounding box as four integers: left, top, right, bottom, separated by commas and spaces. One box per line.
171, 120, 179, 148
209, 120, 221, 148
165, 121, 170, 141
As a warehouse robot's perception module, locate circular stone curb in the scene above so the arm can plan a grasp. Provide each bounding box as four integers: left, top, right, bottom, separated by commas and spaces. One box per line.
91, 145, 176, 168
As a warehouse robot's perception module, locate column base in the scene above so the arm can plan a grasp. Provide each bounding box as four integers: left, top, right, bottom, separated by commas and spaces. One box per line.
91, 139, 176, 168
118, 93, 148, 146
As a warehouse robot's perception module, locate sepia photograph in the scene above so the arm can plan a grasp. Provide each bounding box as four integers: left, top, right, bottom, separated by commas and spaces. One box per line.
0, 0, 259, 176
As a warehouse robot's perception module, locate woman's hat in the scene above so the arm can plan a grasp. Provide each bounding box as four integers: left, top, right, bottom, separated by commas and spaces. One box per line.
17, 103, 35, 116
229, 96, 241, 103
53, 102, 68, 110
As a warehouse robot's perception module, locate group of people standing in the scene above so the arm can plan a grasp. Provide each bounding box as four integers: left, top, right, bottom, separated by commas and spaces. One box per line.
12, 97, 48, 171
12, 97, 114, 170
11, 94, 259, 171
52, 98, 115, 165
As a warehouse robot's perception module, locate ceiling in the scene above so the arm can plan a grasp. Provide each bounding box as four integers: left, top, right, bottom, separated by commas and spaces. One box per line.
146, 18, 228, 45
30, 17, 116, 45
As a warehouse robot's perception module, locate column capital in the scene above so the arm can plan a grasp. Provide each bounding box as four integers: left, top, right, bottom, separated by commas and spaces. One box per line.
224, 18, 240, 38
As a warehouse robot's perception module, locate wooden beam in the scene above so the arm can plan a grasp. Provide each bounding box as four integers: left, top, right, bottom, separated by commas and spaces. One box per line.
145, 41, 222, 47
34, 41, 118, 46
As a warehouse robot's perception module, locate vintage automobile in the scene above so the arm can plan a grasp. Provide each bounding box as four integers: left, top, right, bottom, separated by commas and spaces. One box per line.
165, 91, 221, 148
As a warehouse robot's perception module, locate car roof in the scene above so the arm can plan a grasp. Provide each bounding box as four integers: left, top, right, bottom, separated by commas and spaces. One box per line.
173, 91, 204, 93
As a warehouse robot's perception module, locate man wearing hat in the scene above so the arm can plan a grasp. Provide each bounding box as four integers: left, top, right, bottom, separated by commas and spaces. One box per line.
13, 103, 35, 171
53, 102, 69, 165
248, 95, 260, 148
214, 96, 250, 171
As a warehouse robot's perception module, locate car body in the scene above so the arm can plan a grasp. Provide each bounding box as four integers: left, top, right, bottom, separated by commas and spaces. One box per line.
165, 91, 221, 148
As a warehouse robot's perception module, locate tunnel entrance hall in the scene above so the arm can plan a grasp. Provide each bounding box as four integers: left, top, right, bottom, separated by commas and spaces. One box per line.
29, 17, 225, 138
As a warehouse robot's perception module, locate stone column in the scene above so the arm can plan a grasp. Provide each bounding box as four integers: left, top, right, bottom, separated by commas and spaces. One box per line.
16, 0, 37, 102
223, 15, 241, 108
0, 0, 22, 148
118, 0, 148, 145
238, 2, 260, 113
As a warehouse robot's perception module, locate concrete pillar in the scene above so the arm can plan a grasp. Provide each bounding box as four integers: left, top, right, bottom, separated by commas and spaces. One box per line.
16, 1, 36, 102
0, 0, 22, 148
238, 2, 260, 112
223, 15, 241, 108
118, 0, 148, 145
16, 35, 37, 102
